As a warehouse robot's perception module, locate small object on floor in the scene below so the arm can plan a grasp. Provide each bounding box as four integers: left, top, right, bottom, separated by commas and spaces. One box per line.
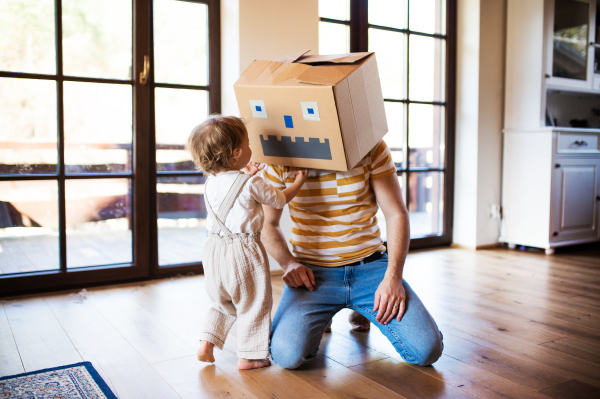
0, 361, 117, 399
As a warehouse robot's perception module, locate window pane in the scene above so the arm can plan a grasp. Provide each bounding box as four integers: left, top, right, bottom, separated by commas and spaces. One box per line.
0, 180, 59, 274
369, 29, 405, 100
319, 22, 350, 54
157, 175, 207, 266
155, 88, 208, 172
383, 102, 405, 169
409, 0, 445, 35
408, 104, 443, 169
376, 173, 406, 242
0, 78, 57, 175
368, 0, 407, 30
63, 82, 132, 173
154, 0, 208, 86
408, 171, 443, 237
66, 178, 132, 268
409, 36, 445, 102
0, 0, 56, 74
62, 0, 132, 80
319, 0, 350, 20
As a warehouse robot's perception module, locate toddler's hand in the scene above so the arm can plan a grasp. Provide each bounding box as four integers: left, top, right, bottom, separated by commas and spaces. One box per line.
242, 161, 265, 176
295, 169, 309, 184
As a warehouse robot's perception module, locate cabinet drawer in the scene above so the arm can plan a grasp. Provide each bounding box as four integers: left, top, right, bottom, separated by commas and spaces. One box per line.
556, 132, 600, 154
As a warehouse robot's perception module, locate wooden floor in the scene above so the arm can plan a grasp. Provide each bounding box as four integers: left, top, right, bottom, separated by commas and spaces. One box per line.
1, 245, 599, 398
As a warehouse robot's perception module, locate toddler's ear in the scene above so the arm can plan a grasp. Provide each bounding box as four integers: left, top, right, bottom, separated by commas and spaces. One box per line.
233, 148, 242, 159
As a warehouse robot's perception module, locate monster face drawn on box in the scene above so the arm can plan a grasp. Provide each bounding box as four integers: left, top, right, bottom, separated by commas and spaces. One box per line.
260, 135, 332, 160
248, 100, 330, 160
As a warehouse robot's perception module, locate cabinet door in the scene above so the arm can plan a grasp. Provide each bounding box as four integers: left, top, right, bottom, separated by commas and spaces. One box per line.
552, 158, 600, 242
546, 0, 596, 90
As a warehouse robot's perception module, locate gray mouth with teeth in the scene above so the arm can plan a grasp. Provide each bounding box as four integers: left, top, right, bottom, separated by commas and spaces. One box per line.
260, 135, 332, 160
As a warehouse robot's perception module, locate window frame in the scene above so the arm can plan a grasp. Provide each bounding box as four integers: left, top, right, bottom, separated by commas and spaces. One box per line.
321, 0, 456, 249
0, 0, 221, 296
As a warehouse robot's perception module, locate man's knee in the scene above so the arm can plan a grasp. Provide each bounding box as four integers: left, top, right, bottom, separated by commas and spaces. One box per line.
413, 332, 443, 366
270, 341, 312, 369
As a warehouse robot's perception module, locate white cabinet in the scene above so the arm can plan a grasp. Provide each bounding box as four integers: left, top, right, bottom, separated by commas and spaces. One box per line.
545, 0, 597, 91
552, 157, 600, 242
501, 129, 600, 253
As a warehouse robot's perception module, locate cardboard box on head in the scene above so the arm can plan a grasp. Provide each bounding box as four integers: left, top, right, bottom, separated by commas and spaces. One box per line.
233, 51, 388, 171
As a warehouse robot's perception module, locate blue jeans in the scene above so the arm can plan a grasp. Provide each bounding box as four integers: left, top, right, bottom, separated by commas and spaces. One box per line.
270, 254, 443, 369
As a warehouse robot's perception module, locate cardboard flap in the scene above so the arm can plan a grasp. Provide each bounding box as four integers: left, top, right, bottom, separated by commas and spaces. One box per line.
296, 52, 372, 65
295, 64, 360, 86
235, 60, 312, 86
274, 50, 311, 63
235, 60, 273, 85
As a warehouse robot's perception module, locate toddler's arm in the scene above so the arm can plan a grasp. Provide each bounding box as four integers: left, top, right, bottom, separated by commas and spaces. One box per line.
281, 169, 308, 203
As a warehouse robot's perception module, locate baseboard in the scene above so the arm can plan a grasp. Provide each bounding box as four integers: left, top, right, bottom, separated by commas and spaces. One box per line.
451, 243, 503, 250
270, 269, 284, 276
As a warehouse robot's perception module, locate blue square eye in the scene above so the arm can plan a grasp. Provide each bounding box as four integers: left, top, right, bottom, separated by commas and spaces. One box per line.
284, 115, 294, 128
307, 108, 314, 115
255, 105, 262, 112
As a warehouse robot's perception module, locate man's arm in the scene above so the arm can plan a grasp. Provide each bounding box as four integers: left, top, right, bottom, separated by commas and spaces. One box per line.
371, 173, 410, 324
262, 205, 315, 290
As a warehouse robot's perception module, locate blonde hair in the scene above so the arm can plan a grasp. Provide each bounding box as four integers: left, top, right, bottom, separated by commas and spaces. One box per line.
185, 115, 247, 175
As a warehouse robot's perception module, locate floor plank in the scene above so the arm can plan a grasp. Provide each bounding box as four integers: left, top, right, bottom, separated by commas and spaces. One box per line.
152, 355, 256, 399
350, 358, 476, 399
3, 298, 83, 372
0, 303, 24, 377
539, 379, 600, 399
45, 294, 181, 399
409, 354, 550, 399
294, 352, 407, 399
86, 286, 195, 364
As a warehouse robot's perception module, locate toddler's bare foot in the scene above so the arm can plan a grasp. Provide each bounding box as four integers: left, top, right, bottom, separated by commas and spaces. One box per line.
349, 311, 370, 332
197, 340, 215, 363
324, 320, 332, 332
237, 358, 271, 370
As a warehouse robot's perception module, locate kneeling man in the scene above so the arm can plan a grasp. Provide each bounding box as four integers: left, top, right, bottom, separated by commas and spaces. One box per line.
262, 140, 443, 369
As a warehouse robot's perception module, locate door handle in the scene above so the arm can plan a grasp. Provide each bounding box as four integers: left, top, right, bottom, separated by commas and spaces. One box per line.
140, 55, 149, 85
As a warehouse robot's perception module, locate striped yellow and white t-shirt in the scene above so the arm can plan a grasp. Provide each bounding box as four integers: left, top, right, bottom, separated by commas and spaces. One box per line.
262, 140, 396, 267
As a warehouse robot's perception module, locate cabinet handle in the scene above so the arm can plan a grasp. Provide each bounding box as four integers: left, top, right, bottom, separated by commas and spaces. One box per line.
591, 42, 596, 46
555, 163, 561, 168
553, 232, 559, 236
597, 196, 600, 201
573, 140, 588, 147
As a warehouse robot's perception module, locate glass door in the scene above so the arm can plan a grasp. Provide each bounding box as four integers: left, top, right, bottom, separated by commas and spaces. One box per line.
547, 0, 596, 89
0, 0, 220, 294
153, 0, 210, 271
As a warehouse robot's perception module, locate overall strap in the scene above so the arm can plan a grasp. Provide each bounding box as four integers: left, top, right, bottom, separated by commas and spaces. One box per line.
206, 173, 252, 236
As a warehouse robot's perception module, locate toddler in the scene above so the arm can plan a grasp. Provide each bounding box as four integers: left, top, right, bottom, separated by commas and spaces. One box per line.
186, 115, 308, 370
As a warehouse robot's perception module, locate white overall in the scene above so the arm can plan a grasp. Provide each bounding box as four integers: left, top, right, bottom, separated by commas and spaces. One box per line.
199, 173, 272, 359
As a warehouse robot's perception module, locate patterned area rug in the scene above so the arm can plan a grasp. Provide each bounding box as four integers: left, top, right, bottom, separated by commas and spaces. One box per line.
0, 362, 117, 398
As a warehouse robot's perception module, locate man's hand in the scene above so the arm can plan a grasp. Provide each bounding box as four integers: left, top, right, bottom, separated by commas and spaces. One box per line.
282, 261, 315, 291
241, 161, 265, 176
373, 276, 406, 324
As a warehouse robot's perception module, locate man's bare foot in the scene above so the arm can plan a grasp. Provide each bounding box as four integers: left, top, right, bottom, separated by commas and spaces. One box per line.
324, 320, 332, 332
197, 340, 215, 362
237, 358, 271, 370
349, 311, 371, 332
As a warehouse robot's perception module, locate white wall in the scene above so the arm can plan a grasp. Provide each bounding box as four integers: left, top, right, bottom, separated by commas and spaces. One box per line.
221, 0, 319, 117
454, 0, 506, 248
220, 0, 319, 269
